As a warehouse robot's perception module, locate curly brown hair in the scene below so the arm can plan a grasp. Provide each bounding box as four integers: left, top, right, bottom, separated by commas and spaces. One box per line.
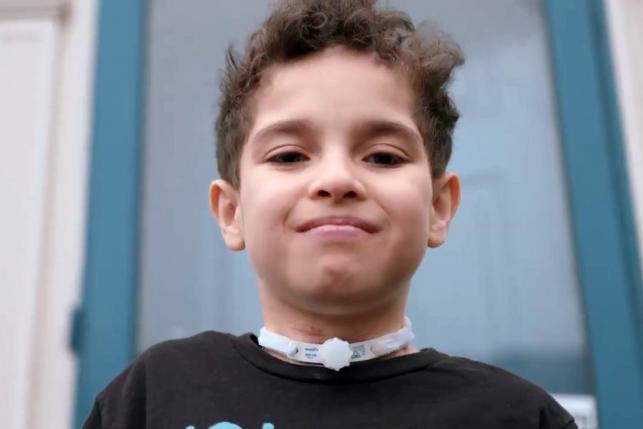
216, 0, 464, 188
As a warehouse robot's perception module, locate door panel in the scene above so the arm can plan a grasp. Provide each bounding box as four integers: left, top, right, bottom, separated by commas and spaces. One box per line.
139, 0, 591, 394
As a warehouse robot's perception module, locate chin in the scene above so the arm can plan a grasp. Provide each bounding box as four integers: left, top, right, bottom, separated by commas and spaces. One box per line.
298, 272, 396, 311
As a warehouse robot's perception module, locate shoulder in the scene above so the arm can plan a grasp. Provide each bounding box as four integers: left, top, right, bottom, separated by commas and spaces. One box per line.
420, 350, 576, 428
105, 331, 232, 387
86, 331, 235, 428
428, 352, 541, 391
425, 351, 546, 395
135, 330, 234, 369
103, 330, 233, 391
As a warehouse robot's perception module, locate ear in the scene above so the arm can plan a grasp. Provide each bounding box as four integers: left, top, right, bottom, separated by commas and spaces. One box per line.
209, 179, 245, 251
428, 172, 461, 248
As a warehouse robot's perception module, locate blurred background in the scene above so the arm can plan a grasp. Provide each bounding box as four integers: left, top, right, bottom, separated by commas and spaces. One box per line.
1, 0, 642, 428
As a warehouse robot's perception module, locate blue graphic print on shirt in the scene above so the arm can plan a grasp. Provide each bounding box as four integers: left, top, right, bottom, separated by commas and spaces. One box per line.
185, 423, 275, 429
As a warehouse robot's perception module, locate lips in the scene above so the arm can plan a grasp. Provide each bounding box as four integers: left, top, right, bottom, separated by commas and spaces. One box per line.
295, 215, 381, 234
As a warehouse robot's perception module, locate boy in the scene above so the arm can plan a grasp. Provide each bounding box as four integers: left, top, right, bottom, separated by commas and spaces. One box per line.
84, 0, 577, 428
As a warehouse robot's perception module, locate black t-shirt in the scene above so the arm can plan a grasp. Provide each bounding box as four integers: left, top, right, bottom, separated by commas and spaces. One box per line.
83, 331, 577, 429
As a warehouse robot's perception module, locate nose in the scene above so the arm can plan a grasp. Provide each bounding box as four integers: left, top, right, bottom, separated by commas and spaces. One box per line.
307, 155, 366, 202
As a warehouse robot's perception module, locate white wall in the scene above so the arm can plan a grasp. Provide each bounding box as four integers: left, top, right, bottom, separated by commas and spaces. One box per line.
605, 0, 643, 277
0, 0, 96, 427
0, 16, 59, 429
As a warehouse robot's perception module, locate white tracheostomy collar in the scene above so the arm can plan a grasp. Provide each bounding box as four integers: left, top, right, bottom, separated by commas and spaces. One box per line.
257, 317, 415, 371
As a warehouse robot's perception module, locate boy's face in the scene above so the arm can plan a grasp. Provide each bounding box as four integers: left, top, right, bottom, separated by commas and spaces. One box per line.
211, 46, 459, 318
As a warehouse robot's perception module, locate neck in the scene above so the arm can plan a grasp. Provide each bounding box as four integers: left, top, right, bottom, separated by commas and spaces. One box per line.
262, 343, 418, 366
258, 283, 416, 353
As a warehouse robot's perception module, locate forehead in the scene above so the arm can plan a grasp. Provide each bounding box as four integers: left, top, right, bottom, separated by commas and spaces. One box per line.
247, 46, 418, 138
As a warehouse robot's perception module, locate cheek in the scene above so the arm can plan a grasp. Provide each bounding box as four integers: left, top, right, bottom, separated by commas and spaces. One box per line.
374, 182, 430, 284
239, 193, 282, 277
240, 188, 283, 237
237, 176, 298, 265
396, 199, 431, 247
384, 175, 432, 237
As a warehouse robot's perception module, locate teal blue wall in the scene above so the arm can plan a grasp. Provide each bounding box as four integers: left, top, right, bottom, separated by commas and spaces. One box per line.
545, 0, 643, 426
72, 0, 146, 427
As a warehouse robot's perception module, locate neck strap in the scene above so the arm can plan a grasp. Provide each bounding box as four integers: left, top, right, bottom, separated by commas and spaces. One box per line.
258, 317, 415, 371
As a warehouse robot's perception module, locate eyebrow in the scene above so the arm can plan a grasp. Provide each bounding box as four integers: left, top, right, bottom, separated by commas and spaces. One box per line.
251, 119, 317, 145
251, 118, 422, 147
354, 119, 422, 147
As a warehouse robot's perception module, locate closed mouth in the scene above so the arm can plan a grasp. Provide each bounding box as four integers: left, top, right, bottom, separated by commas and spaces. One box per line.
295, 216, 381, 234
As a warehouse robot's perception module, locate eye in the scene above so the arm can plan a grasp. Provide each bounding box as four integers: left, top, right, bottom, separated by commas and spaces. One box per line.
267, 151, 308, 164
364, 152, 406, 167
